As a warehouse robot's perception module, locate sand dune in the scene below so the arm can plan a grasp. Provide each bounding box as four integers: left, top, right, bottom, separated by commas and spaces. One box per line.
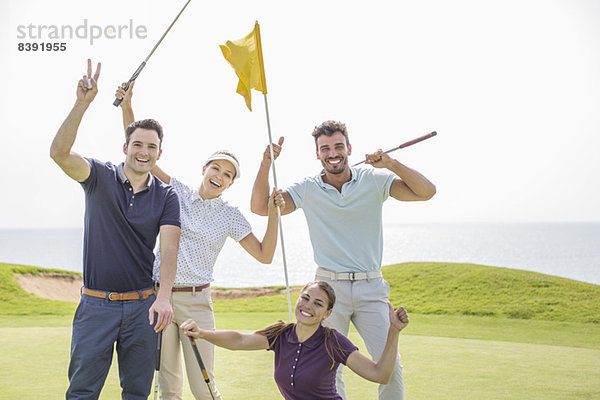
16, 273, 298, 302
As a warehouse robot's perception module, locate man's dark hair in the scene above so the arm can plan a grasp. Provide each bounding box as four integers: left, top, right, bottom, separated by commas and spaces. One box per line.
125, 119, 164, 147
311, 120, 349, 149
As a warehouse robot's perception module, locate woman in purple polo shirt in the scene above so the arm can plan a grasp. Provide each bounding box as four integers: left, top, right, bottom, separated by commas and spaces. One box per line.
181, 280, 409, 400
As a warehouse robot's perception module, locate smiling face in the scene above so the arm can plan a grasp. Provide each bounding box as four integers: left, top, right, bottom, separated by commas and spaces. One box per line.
122, 128, 162, 175
316, 131, 352, 175
199, 159, 236, 199
295, 283, 333, 326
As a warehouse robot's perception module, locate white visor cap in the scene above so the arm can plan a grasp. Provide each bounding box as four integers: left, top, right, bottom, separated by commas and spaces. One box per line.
205, 153, 241, 179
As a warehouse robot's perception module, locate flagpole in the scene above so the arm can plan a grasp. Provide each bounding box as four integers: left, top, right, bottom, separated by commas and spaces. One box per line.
262, 94, 293, 322
254, 21, 293, 322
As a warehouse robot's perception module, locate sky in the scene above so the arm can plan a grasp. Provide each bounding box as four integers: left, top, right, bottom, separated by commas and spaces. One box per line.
1, 0, 599, 229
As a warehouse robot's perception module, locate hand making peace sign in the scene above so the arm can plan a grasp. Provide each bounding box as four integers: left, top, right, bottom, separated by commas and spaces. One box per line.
77, 58, 102, 104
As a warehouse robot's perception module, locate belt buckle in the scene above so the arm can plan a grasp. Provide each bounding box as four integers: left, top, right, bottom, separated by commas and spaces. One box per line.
108, 292, 119, 301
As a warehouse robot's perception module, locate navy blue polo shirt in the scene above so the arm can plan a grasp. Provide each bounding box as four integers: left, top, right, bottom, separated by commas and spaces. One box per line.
80, 158, 180, 292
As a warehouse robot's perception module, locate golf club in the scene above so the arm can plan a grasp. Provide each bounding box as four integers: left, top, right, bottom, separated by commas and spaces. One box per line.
113, 0, 192, 106
153, 331, 162, 400
189, 337, 216, 400
352, 131, 437, 167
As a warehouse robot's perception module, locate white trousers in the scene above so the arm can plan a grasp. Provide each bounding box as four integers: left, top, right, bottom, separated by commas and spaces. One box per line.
158, 288, 222, 400
318, 276, 404, 400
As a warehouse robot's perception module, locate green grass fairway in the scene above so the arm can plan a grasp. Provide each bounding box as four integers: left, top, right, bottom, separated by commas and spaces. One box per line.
2, 315, 599, 399
1, 262, 599, 399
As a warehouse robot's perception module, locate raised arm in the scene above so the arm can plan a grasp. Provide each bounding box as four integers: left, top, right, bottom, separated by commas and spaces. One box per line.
345, 304, 409, 384
150, 165, 172, 185
115, 81, 171, 184
181, 319, 269, 351
240, 188, 284, 263
50, 59, 101, 182
250, 137, 294, 216
115, 80, 135, 132
365, 150, 436, 201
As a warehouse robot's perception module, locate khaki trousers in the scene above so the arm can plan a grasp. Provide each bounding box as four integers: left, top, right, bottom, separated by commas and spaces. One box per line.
158, 288, 222, 400
319, 276, 404, 400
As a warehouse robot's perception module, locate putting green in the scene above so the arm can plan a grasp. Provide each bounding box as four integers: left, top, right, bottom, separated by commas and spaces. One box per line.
2, 320, 598, 399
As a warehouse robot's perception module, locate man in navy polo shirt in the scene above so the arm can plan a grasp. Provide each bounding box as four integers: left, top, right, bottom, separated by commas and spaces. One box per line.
50, 59, 181, 400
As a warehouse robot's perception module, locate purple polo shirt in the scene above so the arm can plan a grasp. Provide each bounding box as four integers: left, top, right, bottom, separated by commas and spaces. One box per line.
80, 158, 180, 292
268, 324, 358, 400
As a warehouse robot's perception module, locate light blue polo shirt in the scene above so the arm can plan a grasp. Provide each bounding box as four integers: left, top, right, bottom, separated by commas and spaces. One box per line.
286, 167, 396, 273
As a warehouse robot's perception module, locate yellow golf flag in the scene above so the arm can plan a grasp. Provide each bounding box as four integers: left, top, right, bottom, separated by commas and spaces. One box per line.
220, 22, 267, 111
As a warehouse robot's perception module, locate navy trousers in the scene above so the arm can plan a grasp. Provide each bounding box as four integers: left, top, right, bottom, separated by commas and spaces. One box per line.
66, 292, 157, 400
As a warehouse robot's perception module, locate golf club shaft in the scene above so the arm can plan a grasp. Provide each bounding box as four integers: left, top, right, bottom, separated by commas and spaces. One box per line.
113, 0, 192, 106
352, 131, 437, 167
154, 331, 162, 400
190, 337, 216, 400
153, 369, 159, 400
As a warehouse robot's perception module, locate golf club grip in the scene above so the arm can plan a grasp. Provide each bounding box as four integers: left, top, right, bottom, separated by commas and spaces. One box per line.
190, 338, 210, 382
113, 62, 147, 106
155, 331, 162, 371
398, 131, 437, 149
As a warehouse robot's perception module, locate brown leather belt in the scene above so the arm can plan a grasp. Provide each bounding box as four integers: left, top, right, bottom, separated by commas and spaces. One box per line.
171, 283, 210, 292
82, 287, 155, 301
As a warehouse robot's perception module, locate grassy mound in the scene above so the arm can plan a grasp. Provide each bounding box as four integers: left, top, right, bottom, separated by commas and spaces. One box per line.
0, 263, 77, 316
385, 262, 600, 323
213, 262, 600, 324
2, 262, 599, 324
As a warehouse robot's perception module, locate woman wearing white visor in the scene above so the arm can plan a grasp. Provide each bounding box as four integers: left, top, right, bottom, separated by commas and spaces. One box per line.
116, 82, 284, 400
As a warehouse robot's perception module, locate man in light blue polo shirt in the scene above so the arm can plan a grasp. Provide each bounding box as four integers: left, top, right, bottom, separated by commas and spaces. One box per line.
251, 120, 436, 400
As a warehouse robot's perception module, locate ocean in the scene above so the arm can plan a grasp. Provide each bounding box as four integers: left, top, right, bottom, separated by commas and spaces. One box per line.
1, 222, 599, 288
